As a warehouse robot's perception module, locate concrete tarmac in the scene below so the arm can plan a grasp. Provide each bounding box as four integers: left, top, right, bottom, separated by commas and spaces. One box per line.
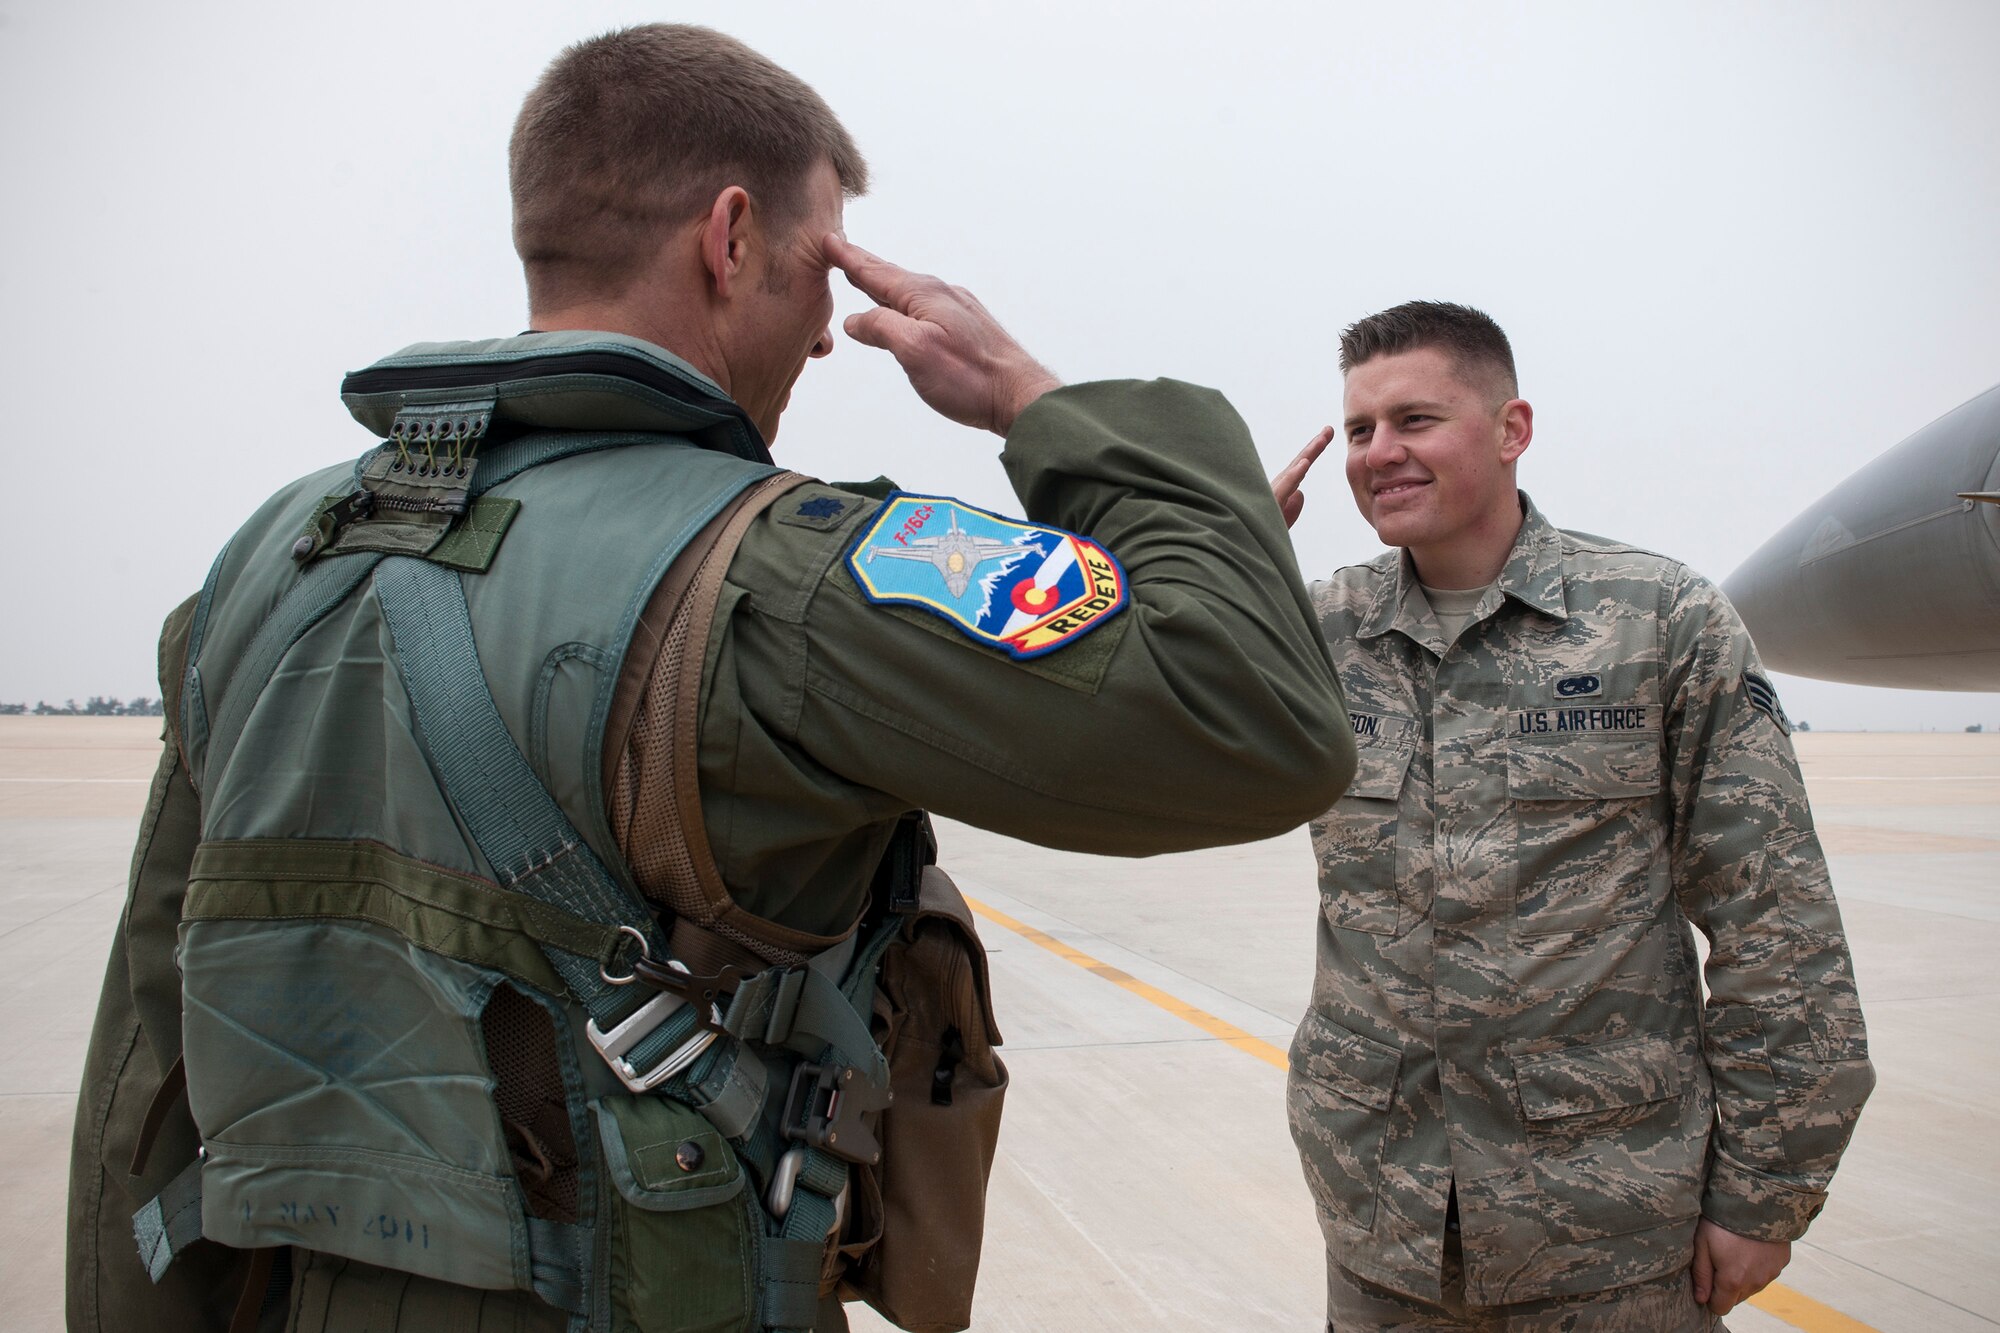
3, 718, 1993, 1332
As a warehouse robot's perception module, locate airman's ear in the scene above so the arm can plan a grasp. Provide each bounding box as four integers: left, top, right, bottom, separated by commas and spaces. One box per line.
1499, 399, 1534, 465
700, 186, 755, 298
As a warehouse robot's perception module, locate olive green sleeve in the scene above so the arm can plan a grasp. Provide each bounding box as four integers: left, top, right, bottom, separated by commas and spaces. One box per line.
712, 379, 1354, 864
1661, 568, 1874, 1242
67, 597, 252, 1331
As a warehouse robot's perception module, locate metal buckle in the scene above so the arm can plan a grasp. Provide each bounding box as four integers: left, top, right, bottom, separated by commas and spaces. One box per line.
765, 1145, 850, 1233
586, 958, 722, 1093
781, 1061, 890, 1166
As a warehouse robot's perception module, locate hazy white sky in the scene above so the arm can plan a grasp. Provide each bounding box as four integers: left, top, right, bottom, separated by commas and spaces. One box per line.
3, 0, 1997, 729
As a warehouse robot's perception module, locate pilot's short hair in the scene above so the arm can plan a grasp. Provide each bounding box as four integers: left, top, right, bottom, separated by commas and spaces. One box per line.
1338, 301, 1518, 402
510, 23, 868, 311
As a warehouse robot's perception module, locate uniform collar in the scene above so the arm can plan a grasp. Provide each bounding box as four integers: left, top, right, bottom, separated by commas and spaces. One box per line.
1356, 491, 1569, 646
339, 331, 772, 464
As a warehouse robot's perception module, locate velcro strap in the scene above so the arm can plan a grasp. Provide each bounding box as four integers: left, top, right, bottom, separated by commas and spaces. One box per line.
132, 1157, 205, 1283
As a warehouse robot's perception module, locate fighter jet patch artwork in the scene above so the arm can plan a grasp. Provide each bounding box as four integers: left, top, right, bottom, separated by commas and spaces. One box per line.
846, 492, 1128, 659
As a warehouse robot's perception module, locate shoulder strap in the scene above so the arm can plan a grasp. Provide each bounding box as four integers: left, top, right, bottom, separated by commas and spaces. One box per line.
617, 471, 834, 967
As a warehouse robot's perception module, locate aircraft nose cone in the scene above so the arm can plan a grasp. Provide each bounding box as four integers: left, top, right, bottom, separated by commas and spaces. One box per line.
1724, 382, 2000, 691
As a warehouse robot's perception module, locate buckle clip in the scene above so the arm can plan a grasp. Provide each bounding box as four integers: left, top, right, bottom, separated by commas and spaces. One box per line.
781, 1061, 890, 1166
585, 979, 719, 1093
632, 956, 757, 1036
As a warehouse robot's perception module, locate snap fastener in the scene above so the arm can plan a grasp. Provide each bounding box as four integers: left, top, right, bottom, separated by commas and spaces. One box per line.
674, 1140, 705, 1173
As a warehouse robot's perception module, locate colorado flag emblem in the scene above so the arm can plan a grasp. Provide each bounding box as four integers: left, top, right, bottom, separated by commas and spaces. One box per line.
846, 493, 1128, 659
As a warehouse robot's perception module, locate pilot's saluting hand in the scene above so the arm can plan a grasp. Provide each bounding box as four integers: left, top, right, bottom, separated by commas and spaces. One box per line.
826, 235, 1061, 437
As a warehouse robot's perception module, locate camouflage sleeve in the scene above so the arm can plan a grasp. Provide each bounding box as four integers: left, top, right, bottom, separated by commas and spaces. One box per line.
1661, 567, 1874, 1242
67, 596, 252, 1331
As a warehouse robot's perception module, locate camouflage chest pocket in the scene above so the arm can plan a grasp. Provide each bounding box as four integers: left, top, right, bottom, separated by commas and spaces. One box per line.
1506, 735, 1668, 943
1312, 714, 1417, 936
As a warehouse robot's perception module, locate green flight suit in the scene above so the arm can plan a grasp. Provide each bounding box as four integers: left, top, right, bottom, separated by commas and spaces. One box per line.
68, 361, 1356, 1331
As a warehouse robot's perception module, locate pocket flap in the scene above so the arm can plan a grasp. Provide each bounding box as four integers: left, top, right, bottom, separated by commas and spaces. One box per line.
908, 864, 1004, 1047
1512, 1033, 1680, 1121
1507, 740, 1661, 801
590, 1096, 745, 1212
1346, 741, 1415, 801
1292, 1014, 1401, 1112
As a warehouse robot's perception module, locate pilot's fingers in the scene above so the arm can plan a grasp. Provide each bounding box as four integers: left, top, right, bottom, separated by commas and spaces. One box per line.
1279, 489, 1306, 529
826, 235, 932, 313
842, 305, 928, 357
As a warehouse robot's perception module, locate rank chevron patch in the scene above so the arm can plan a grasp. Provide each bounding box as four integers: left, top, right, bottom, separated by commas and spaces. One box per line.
845, 492, 1128, 659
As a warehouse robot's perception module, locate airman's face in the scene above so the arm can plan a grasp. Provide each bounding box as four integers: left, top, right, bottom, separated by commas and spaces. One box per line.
1342, 347, 1523, 564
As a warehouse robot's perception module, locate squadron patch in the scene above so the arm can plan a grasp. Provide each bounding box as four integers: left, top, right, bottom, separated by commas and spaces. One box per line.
1744, 671, 1790, 734
845, 492, 1127, 659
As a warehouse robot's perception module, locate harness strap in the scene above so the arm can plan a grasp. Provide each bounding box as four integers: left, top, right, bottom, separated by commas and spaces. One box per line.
724, 966, 885, 1075
654, 474, 831, 967
759, 1231, 829, 1331
374, 555, 662, 1036
132, 1156, 205, 1283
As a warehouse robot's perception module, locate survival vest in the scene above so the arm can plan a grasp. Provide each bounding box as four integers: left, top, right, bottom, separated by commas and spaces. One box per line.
133, 333, 1006, 1333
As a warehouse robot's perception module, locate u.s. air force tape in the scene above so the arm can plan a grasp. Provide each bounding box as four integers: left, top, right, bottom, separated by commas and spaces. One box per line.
845, 493, 1128, 660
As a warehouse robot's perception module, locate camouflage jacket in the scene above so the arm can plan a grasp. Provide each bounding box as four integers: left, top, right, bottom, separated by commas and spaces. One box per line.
1286, 496, 1873, 1306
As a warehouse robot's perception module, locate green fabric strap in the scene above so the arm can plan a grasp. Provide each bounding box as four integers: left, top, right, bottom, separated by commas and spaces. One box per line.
132, 1157, 205, 1284
185, 839, 623, 998
722, 966, 887, 1080
681, 1040, 769, 1142
759, 1228, 829, 1333
373, 554, 659, 1034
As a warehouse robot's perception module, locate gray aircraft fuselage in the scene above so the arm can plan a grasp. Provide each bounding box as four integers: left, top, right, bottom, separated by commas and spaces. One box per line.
1723, 382, 2000, 691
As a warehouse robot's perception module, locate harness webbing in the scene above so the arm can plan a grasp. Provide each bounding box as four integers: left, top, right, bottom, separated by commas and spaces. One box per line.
132, 1157, 204, 1282
374, 555, 663, 1031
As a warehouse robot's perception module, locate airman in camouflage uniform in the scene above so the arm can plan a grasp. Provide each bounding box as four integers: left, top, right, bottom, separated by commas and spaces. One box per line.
1272, 302, 1872, 1331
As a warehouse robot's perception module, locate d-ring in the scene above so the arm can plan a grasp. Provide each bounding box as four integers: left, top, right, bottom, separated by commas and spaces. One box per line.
599, 924, 653, 985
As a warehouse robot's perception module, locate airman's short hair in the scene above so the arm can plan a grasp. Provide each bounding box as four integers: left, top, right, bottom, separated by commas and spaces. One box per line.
1338, 301, 1519, 402
510, 24, 868, 310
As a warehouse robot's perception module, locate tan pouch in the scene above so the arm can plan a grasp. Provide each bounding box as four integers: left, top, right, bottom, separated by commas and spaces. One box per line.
842, 865, 1007, 1332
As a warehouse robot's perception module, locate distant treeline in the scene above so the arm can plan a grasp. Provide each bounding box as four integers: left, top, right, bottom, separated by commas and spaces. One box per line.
0, 697, 164, 716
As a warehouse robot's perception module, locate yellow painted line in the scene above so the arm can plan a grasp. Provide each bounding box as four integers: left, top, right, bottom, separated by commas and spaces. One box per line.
964, 893, 1881, 1333
963, 895, 1289, 1071
1749, 1283, 1880, 1332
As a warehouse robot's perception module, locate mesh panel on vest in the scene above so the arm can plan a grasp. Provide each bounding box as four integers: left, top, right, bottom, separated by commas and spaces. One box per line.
482, 984, 580, 1224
